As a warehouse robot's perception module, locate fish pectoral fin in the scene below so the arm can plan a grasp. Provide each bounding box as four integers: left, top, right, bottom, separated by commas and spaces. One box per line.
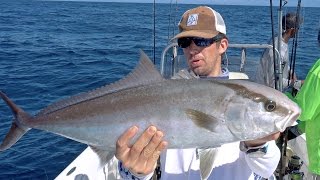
199, 148, 219, 180
185, 109, 219, 132
90, 146, 115, 167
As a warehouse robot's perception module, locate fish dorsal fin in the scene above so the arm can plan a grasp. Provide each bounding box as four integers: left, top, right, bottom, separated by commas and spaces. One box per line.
185, 109, 219, 132
38, 50, 163, 115
122, 49, 164, 86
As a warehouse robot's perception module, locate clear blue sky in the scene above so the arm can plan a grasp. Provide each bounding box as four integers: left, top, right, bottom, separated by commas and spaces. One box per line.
93, 0, 319, 7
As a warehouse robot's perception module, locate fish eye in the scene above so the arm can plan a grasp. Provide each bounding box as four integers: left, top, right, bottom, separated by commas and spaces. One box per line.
265, 100, 276, 112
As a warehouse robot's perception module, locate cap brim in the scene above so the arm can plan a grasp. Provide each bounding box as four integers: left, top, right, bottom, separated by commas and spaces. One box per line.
171, 30, 220, 41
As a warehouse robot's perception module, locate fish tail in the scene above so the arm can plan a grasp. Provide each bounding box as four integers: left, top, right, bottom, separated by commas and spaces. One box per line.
0, 91, 32, 151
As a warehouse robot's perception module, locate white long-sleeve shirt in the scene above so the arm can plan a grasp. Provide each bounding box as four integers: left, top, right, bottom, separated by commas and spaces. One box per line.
118, 141, 280, 180
159, 141, 280, 180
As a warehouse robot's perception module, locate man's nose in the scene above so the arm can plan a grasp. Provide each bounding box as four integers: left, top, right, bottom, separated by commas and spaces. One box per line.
187, 41, 200, 55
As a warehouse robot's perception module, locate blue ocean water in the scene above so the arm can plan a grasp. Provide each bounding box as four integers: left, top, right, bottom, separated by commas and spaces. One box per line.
0, 1, 319, 179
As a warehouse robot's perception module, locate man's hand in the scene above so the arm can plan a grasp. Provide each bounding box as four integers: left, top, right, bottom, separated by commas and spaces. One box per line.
115, 126, 168, 175
244, 132, 280, 147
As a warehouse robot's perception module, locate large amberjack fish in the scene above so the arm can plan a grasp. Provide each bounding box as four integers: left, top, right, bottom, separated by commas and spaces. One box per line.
0, 51, 300, 176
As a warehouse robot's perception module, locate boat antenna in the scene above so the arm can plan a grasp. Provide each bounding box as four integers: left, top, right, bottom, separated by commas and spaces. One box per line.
288, 0, 302, 93
153, 0, 156, 64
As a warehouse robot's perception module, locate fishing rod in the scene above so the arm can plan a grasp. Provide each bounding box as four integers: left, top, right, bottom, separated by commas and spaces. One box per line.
276, 0, 288, 179
279, 1, 303, 180
167, 0, 177, 44
276, 1, 285, 177
271, 0, 286, 91
278, 1, 303, 180
288, 0, 302, 95
270, 0, 278, 90
277, 0, 285, 92
153, 0, 156, 64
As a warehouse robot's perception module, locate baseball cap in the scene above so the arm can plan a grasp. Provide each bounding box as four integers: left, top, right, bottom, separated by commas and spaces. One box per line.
173, 6, 226, 40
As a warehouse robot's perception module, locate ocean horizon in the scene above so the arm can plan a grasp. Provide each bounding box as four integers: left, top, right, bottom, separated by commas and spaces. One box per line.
42, 0, 320, 8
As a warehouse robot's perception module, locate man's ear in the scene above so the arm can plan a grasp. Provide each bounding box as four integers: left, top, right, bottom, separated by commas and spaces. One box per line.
219, 38, 228, 54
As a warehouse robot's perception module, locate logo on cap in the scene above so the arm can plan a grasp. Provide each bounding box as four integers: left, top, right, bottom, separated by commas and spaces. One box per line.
187, 14, 198, 26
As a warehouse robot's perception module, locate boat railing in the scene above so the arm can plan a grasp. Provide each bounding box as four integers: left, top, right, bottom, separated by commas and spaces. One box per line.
160, 43, 280, 79
228, 44, 280, 72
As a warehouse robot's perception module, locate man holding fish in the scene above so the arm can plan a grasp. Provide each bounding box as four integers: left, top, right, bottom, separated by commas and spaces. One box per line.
0, 5, 301, 180
116, 6, 284, 180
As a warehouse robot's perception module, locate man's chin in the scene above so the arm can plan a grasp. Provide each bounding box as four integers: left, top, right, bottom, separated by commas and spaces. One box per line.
192, 69, 206, 76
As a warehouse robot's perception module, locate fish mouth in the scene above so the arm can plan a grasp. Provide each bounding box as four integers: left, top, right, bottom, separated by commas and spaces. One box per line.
275, 108, 301, 132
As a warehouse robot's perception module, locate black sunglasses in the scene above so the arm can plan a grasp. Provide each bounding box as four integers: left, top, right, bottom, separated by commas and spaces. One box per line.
177, 34, 225, 48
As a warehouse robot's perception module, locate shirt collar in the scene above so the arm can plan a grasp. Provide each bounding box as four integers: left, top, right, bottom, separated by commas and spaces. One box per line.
199, 67, 229, 79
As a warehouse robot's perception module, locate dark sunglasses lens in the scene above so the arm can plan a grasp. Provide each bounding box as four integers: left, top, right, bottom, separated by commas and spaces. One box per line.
193, 38, 213, 47
178, 38, 191, 48
178, 36, 220, 48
